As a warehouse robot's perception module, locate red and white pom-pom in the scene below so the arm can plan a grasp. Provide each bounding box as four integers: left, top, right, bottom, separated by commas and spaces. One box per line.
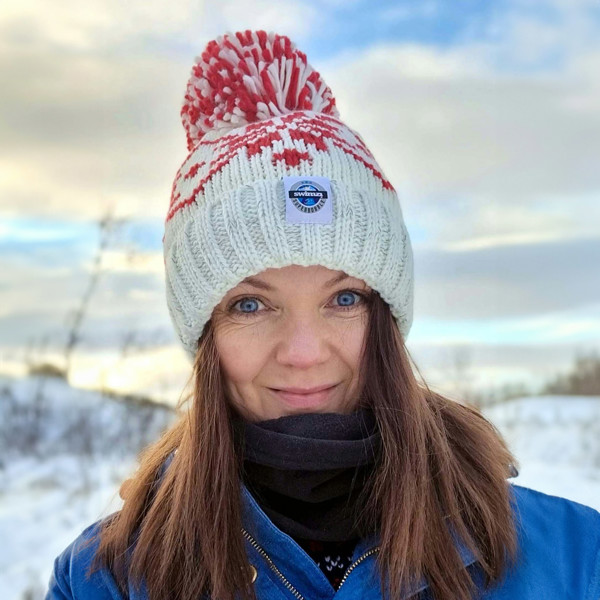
181, 30, 340, 150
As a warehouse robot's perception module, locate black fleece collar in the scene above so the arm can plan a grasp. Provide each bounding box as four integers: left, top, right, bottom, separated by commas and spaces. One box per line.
232, 408, 381, 542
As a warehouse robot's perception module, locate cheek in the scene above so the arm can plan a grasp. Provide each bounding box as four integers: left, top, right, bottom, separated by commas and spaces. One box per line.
349, 337, 366, 375
216, 332, 267, 386
337, 318, 368, 367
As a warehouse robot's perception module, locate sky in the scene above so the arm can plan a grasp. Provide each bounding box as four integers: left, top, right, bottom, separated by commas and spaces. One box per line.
1, 0, 599, 402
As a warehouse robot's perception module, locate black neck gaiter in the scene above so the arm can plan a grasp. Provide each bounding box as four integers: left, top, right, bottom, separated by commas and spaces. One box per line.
232, 408, 381, 542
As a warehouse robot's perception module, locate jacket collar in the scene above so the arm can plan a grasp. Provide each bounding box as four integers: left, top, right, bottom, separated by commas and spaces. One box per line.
240, 483, 479, 599
149, 453, 479, 599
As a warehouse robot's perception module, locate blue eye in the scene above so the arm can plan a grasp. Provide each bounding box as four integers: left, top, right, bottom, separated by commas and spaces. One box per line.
239, 298, 259, 312
230, 297, 263, 317
334, 291, 364, 310
337, 292, 355, 306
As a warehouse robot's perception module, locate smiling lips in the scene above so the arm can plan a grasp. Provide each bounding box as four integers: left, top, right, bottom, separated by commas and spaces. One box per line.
269, 384, 338, 408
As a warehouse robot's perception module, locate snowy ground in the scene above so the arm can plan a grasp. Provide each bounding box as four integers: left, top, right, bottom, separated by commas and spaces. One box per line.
0, 375, 174, 600
1, 454, 133, 600
1, 375, 599, 599
483, 395, 600, 510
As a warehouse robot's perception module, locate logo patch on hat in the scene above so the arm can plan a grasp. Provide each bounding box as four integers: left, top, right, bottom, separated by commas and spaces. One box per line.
284, 176, 333, 224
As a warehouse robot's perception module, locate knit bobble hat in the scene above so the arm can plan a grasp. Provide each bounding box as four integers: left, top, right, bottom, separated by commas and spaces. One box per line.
164, 30, 414, 360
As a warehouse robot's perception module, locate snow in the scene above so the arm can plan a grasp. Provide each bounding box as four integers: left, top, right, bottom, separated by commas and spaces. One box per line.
1, 376, 599, 599
483, 395, 600, 510
0, 374, 174, 599
1, 455, 132, 600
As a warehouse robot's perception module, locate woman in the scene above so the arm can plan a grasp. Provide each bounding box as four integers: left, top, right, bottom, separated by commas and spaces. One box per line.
46, 30, 600, 600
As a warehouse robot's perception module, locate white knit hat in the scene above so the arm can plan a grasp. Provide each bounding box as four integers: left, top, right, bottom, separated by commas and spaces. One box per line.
164, 30, 414, 360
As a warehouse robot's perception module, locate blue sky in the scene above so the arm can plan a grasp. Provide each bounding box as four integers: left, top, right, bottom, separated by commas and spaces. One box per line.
268, 0, 501, 56
1, 0, 599, 400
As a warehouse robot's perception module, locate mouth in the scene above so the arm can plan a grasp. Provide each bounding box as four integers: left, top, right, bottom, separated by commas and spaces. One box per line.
267, 384, 339, 409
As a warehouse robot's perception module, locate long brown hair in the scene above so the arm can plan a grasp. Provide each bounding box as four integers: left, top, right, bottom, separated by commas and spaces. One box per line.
93, 290, 519, 600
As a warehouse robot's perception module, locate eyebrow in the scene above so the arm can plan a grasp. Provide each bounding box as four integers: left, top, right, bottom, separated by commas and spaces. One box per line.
239, 272, 353, 292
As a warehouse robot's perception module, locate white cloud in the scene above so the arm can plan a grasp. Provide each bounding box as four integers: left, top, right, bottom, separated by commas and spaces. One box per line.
442, 231, 564, 252
101, 249, 164, 275
0, 0, 323, 222
321, 37, 600, 246
414, 237, 600, 321
68, 344, 190, 403
408, 338, 598, 394
215, 0, 318, 41
0, 0, 206, 51
377, 1, 439, 23
3, 0, 599, 235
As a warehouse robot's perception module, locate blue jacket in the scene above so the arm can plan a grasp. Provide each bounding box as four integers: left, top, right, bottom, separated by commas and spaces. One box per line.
46, 483, 600, 599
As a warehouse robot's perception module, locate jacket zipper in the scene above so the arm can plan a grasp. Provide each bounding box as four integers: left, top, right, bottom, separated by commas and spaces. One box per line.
337, 546, 381, 592
241, 527, 380, 598
241, 528, 306, 600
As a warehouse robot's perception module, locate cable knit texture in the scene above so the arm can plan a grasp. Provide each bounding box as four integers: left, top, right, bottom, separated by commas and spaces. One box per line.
164, 30, 414, 359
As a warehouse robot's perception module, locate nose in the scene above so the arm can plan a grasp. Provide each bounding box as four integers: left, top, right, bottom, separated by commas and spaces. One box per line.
274, 312, 332, 369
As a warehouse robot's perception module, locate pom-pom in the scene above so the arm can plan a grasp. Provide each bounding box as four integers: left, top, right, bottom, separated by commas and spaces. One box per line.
181, 30, 339, 150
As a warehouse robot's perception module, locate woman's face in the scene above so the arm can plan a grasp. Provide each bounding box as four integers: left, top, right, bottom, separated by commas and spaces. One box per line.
212, 264, 371, 421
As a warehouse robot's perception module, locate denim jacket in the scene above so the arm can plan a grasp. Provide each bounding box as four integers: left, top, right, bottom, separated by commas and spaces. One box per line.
46, 483, 600, 600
